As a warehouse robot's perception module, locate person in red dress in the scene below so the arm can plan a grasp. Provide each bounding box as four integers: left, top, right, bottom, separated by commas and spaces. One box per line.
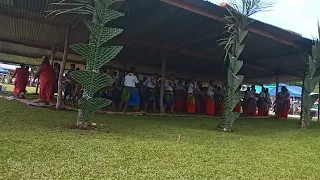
12, 63, 29, 99
34, 56, 55, 104
276, 86, 290, 119
174, 80, 186, 112
206, 80, 215, 115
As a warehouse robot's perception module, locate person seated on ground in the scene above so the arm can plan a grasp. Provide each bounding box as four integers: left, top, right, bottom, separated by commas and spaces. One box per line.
142, 73, 158, 112
12, 63, 29, 99
206, 80, 215, 115
122, 68, 140, 113
163, 75, 175, 113
276, 86, 291, 119
34, 56, 55, 105
64, 64, 76, 104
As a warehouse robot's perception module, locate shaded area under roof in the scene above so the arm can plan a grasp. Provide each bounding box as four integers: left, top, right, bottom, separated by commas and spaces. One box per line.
0, 0, 313, 83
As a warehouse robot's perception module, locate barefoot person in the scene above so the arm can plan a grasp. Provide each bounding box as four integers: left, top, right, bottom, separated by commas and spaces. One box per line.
206, 80, 215, 115
34, 56, 55, 105
122, 68, 140, 113
187, 79, 197, 113
12, 63, 29, 99
163, 75, 175, 113
276, 86, 291, 119
142, 74, 158, 112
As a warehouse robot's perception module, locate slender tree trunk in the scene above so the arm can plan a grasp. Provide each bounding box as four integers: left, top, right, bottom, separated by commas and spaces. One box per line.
50, 46, 55, 65
160, 55, 166, 114
56, 26, 71, 109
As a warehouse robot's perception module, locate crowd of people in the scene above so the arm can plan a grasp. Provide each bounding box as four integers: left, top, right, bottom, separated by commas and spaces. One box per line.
11, 57, 292, 118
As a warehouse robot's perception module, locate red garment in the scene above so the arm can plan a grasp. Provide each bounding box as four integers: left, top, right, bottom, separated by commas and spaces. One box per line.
264, 107, 269, 116
39, 64, 55, 101
220, 104, 224, 115
278, 109, 288, 119
196, 102, 201, 112
13, 68, 28, 95
175, 95, 185, 111
277, 100, 290, 119
233, 103, 241, 113
206, 96, 215, 115
187, 94, 196, 113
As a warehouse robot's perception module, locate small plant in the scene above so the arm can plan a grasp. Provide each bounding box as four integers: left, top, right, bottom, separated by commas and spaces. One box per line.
217, 0, 273, 132
48, 0, 124, 127
301, 25, 320, 128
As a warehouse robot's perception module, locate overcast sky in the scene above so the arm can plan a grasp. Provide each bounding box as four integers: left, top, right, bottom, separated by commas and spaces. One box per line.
209, 0, 319, 39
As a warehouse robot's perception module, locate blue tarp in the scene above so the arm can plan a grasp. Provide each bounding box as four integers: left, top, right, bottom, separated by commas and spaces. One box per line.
254, 85, 276, 93
269, 84, 302, 97
0, 68, 8, 74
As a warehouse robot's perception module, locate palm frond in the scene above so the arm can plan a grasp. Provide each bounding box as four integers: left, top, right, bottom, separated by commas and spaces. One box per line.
46, 0, 94, 17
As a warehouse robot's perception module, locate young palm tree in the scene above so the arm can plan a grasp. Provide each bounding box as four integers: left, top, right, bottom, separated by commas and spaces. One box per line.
48, 0, 124, 128
217, 0, 273, 132
301, 25, 320, 128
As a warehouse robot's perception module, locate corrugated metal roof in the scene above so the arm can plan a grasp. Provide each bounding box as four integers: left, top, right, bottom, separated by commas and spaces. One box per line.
0, 0, 312, 83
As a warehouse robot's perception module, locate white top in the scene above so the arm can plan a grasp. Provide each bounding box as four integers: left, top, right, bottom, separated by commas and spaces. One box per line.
143, 77, 156, 88
124, 74, 139, 87
175, 84, 185, 91
165, 80, 174, 91
188, 83, 195, 94
207, 85, 215, 97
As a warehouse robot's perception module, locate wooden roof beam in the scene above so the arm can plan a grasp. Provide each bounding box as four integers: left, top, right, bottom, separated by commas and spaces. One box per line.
160, 0, 305, 50
117, 37, 274, 74
0, 11, 68, 28
0, 37, 57, 51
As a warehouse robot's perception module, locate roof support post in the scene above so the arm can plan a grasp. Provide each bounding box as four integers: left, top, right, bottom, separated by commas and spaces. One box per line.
160, 55, 167, 114
56, 26, 71, 109
50, 46, 55, 65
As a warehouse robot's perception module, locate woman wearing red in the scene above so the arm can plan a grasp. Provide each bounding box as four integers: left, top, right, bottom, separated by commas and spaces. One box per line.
187, 80, 197, 113
174, 80, 185, 112
12, 63, 29, 99
34, 56, 55, 104
276, 86, 290, 119
206, 80, 215, 115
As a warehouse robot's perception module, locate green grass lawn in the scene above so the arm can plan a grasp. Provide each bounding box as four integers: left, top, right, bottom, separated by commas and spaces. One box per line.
1, 98, 320, 179
0, 83, 37, 94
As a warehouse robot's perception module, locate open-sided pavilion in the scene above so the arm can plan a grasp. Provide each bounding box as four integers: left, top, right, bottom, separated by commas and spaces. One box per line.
0, 0, 312, 85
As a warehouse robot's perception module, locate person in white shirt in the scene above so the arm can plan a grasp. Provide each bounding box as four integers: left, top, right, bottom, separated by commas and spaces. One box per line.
121, 68, 140, 113
206, 80, 215, 115
142, 74, 158, 112
163, 76, 175, 113
187, 79, 197, 113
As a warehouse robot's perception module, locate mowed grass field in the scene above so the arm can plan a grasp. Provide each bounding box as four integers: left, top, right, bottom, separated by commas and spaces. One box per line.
0, 83, 36, 94
1, 98, 320, 179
